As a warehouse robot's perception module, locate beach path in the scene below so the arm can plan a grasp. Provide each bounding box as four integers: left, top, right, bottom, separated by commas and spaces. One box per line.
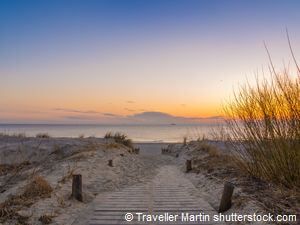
89, 165, 222, 225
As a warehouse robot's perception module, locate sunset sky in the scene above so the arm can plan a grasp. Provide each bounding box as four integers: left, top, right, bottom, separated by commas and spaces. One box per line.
1, 0, 300, 124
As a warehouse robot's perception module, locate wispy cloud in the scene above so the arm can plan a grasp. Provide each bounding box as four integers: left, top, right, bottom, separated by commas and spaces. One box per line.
126, 111, 224, 124
54, 108, 122, 118
126, 101, 135, 104
35, 108, 224, 124
103, 113, 120, 117
63, 116, 93, 120
124, 108, 136, 112
53, 108, 101, 114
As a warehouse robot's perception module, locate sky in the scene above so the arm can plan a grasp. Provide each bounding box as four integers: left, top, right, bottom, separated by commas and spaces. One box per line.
1, 0, 300, 124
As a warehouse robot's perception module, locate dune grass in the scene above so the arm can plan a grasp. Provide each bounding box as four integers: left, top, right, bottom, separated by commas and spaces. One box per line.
0, 175, 52, 224
195, 139, 220, 157
104, 132, 133, 148
36, 133, 50, 138
223, 65, 300, 188
0, 132, 26, 138
23, 175, 53, 199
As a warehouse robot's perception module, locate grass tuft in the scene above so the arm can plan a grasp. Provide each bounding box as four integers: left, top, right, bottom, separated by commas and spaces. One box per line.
104, 132, 133, 148
39, 214, 54, 224
23, 175, 53, 199
36, 133, 50, 138
0, 175, 52, 223
0, 132, 26, 138
223, 64, 300, 188
195, 140, 220, 157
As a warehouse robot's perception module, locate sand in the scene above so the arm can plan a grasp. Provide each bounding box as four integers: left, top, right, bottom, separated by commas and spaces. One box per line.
0, 136, 296, 225
0, 137, 175, 224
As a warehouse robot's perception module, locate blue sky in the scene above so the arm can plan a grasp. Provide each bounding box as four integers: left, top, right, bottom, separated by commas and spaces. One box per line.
1, 0, 300, 123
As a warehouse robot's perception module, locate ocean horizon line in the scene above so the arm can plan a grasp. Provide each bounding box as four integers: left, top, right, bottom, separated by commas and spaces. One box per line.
0, 123, 220, 126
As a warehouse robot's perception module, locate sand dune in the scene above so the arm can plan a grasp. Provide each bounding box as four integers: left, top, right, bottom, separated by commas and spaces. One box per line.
0, 137, 297, 224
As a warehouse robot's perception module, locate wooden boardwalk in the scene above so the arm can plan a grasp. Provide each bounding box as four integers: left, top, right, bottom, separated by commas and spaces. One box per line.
89, 166, 223, 225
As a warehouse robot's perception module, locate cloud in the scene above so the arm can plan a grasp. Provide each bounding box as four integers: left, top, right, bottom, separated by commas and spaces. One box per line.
53, 108, 100, 114
126, 111, 224, 124
124, 108, 136, 112
45, 108, 224, 124
54, 108, 123, 118
103, 113, 120, 117
63, 116, 94, 120
126, 101, 135, 104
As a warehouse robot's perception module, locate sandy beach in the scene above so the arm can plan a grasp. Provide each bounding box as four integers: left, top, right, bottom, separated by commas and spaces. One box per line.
0, 136, 172, 224
1, 135, 298, 225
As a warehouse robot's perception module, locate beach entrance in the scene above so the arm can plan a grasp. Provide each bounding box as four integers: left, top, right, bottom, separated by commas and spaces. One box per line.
89, 165, 223, 225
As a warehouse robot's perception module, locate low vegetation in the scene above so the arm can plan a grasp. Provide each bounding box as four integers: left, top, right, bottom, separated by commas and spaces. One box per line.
104, 132, 133, 148
0, 132, 26, 138
105, 142, 122, 149
23, 175, 53, 199
39, 214, 54, 224
36, 133, 51, 138
191, 141, 299, 216
223, 57, 300, 188
195, 140, 220, 157
0, 175, 52, 224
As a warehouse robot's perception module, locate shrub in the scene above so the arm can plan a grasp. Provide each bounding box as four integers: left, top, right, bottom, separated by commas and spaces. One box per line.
104, 132, 133, 148
36, 133, 50, 138
23, 175, 53, 199
105, 142, 121, 149
0, 176, 52, 223
104, 132, 113, 139
195, 140, 220, 157
223, 68, 300, 188
39, 214, 53, 224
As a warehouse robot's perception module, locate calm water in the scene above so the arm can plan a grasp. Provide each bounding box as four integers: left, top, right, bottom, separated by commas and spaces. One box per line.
0, 124, 221, 142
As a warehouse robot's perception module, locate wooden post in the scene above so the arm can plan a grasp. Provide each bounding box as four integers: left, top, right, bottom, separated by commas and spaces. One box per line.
183, 137, 187, 146
186, 160, 192, 172
108, 159, 113, 167
218, 182, 234, 212
72, 174, 83, 202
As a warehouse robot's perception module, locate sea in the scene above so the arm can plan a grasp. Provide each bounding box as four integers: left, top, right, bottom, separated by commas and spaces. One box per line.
0, 124, 222, 143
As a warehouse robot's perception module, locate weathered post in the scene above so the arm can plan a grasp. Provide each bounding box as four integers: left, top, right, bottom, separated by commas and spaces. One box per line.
134, 148, 140, 154
186, 160, 192, 172
218, 182, 234, 212
108, 159, 113, 167
72, 174, 83, 202
183, 137, 187, 146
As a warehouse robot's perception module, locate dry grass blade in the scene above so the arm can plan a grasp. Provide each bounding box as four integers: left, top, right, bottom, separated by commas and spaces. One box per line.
39, 214, 54, 224
223, 58, 300, 188
0, 175, 52, 224
36, 133, 51, 138
23, 175, 53, 199
104, 132, 133, 148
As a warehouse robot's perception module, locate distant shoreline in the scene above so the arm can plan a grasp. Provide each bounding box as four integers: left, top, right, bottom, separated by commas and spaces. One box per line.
0, 123, 220, 126
0, 124, 221, 143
